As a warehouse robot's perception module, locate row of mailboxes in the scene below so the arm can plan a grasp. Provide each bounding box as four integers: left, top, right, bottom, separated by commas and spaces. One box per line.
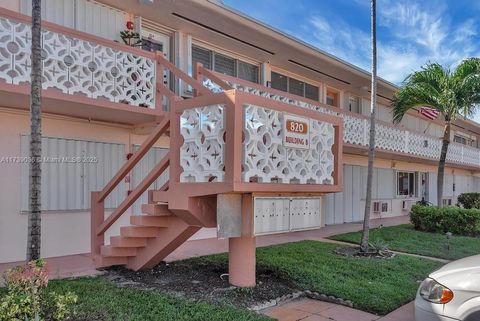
216, 195, 323, 238
253, 197, 322, 235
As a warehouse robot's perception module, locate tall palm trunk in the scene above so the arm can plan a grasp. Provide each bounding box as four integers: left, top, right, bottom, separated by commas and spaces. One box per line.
436, 121, 450, 207
27, 0, 42, 261
360, 0, 377, 252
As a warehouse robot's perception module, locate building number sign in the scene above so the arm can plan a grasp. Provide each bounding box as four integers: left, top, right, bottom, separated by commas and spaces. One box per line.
283, 114, 310, 150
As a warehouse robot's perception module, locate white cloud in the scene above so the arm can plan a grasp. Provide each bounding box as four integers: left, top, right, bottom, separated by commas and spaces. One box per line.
306, 16, 370, 72
302, 0, 480, 85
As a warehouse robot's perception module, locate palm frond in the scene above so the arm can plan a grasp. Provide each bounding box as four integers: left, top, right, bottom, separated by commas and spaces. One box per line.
452, 58, 480, 118
392, 63, 447, 123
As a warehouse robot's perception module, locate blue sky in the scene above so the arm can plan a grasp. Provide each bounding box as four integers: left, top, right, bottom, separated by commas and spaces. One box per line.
223, 0, 480, 86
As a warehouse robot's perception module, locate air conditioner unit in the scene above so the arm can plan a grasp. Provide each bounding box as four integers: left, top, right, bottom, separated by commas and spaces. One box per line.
381, 202, 388, 213
402, 200, 413, 211
373, 201, 380, 213
442, 199, 452, 206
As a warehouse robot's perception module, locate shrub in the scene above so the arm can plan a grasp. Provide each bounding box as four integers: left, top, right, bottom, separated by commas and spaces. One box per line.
457, 193, 480, 209
0, 259, 77, 321
410, 204, 480, 236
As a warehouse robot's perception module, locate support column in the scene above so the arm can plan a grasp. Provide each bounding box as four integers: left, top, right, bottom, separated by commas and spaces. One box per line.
229, 236, 256, 287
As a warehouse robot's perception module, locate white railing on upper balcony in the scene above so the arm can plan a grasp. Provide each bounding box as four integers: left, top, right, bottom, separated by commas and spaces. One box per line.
200, 72, 480, 168
0, 14, 156, 108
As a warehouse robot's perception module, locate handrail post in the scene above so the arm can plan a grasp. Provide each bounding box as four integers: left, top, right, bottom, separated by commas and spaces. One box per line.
91, 191, 104, 257
193, 62, 203, 97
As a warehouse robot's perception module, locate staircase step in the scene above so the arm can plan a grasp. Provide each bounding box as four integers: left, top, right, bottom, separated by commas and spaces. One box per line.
141, 203, 172, 216
130, 215, 171, 227
94, 255, 128, 269
126, 217, 201, 271
110, 236, 147, 248
101, 245, 137, 257
120, 226, 161, 238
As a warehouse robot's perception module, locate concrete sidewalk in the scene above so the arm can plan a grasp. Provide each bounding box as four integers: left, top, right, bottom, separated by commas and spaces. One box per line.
166, 215, 410, 261
0, 215, 410, 281
263, 298, 414, 321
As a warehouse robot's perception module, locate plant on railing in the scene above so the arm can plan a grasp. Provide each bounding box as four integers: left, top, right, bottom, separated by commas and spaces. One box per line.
0, 259, 77, 321
120, 20, 142, 47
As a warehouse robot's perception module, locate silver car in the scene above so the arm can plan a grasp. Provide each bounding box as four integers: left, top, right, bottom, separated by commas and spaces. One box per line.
415, 255, 480, 321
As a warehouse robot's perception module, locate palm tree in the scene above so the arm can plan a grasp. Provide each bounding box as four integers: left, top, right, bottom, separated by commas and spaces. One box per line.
27, 0, 42, 261
360, 0, 377, 252
392, 59, 480, 207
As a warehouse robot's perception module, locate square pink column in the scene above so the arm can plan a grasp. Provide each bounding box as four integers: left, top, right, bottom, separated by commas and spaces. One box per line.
228, 236, 256, 287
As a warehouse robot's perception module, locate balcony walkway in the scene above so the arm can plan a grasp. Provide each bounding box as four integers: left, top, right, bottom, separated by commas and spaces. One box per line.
0, 214, 409, 285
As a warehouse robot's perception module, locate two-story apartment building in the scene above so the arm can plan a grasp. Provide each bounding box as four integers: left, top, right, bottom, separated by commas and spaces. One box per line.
1, 0, 480, 273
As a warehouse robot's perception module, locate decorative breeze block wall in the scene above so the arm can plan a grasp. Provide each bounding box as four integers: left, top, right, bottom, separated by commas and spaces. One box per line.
243, 104, 335, 185
0, 16, 156, 108
179, 104, 225, 182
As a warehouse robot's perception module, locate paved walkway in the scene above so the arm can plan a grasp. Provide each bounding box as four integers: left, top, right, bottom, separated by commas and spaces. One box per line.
0, 215, 410, 278
166, 215, 410, 261
263, 298, 414, 321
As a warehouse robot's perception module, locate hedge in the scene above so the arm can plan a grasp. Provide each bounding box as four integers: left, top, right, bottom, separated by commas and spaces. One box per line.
410, 204, 480, 236
457, 193, 480, 209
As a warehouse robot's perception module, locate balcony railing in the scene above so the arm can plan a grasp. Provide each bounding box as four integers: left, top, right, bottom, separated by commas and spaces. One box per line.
0, 9, 156, 108
171, 88, 343, 194
196, 65, 480, 168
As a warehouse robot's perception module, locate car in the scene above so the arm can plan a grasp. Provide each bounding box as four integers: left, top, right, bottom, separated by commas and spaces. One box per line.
415, 254, 480, 321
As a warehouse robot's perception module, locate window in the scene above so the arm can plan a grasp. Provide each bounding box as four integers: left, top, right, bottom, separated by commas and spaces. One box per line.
305, 83, 319, 101
271, 72, 288, 91
192, 45, 259, 83
349, 95, 360, 113
141, 38, 163, 53
453, 135, 473, 146
397, 171, 417, 197
20, 136, 125, 211
270, 71, 320, 101
192, 46, 212, 70
326, 89, 339, 107
238, 61, 259, 84
214, 53, 236, 76
288, 77, 304, 96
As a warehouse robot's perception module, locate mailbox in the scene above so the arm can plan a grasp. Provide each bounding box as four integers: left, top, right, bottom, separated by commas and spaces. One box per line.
253, 196, 322, 235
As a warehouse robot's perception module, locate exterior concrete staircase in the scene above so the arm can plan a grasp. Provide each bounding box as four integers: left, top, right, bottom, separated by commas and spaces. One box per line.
90, 54, 219, 271
96, 202, 202, 270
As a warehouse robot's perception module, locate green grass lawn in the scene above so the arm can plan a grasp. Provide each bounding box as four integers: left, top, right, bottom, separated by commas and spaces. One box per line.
191, 240, 442, 315
1, 278, 270, 321
329, 224, 480, 260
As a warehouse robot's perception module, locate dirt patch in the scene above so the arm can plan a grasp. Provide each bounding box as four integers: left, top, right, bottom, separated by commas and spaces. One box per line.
334, 246, 396, 259
103, 260, 299, 309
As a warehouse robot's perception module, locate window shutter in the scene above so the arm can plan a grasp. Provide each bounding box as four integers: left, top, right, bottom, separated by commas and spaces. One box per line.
214, 53, 236, 76
238, 61, 259, 83
192, 46, 212, 70
20, 136, 125, 211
